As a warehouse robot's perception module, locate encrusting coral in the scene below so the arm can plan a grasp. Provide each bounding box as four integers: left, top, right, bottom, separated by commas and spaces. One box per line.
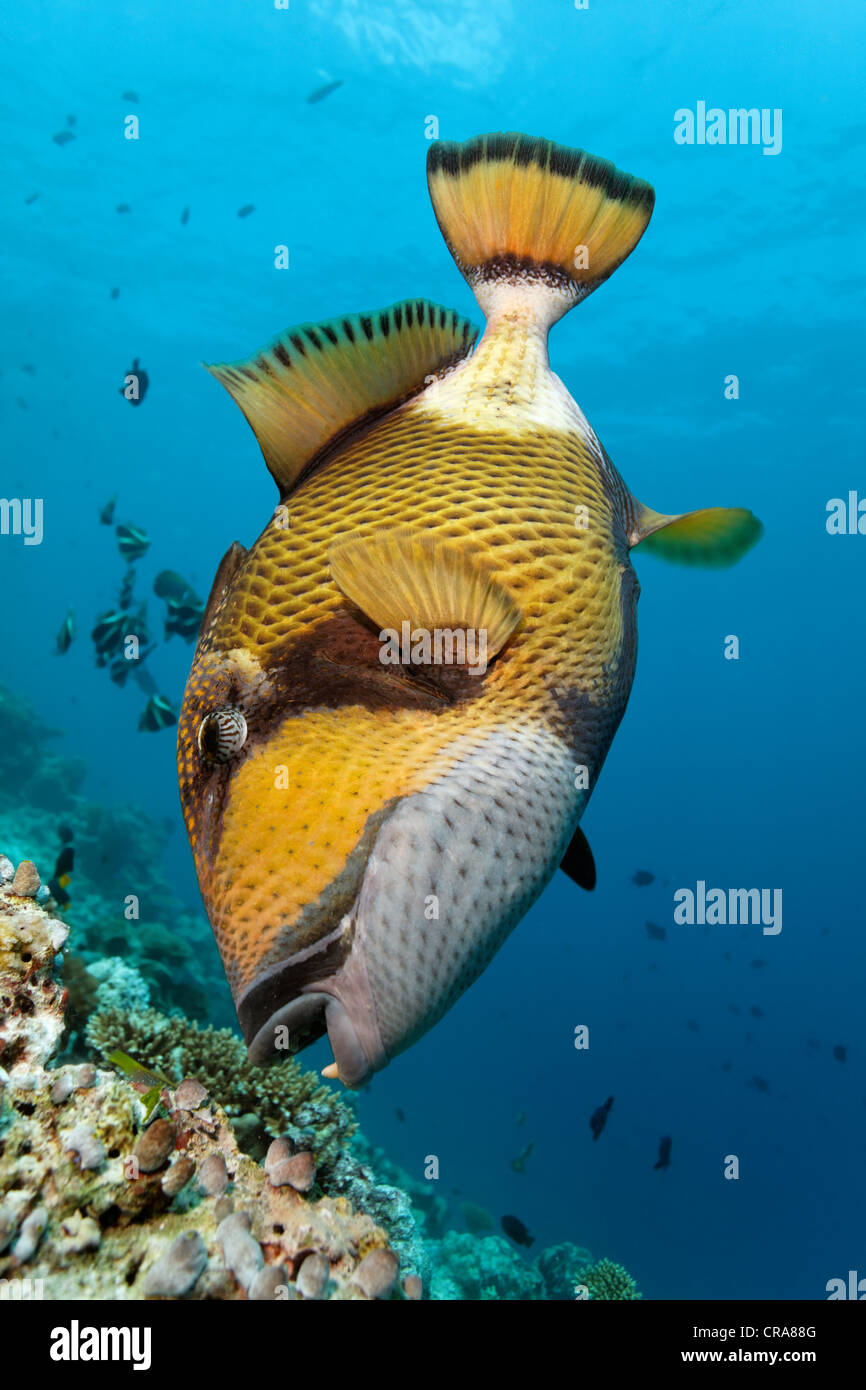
0, 865, 407, 1300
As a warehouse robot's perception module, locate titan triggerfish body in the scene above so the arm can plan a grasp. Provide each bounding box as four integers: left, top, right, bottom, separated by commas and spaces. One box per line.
178, 132, 761, 1087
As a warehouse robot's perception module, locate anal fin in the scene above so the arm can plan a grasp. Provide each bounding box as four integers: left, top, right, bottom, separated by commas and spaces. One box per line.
560, 824, 596, 891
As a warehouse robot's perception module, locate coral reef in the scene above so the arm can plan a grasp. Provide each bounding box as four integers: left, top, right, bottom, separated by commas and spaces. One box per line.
85, 1007, 355, 1166
0, 871, 407, 1300
426, 1232, 546, 1300
0, 681, 233, 1031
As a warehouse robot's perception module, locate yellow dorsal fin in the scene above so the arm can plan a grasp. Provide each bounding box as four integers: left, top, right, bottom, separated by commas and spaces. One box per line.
630, 504, 763, 566
206, 300, 478, 495
329, 528, 523, 659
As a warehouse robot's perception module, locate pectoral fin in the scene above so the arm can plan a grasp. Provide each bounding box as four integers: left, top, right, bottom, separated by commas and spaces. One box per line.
629, 504, 763, 567
560, 824, 596, 891
329, 527, 522, 659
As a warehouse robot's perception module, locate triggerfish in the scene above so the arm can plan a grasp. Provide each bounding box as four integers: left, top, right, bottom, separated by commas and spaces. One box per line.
178, 132, 762, 1088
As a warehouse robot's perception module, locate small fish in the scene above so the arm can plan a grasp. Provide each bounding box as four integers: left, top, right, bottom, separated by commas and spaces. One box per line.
109, 645, 155, 687
110, 287, 120, 300
118, 566, 136, 611
686, 1019, 699, 1032
154, 569, 194, 600
749, 1075, 770, 1093
237, 204, 255, 219
67, 114, 77, 127
52, 130, 75, 145
516, 1110, 527, 1127
833, 1044, 847, 1063
721, 1061, 732, 1072
55, 609, 76, 655
395, 1106, 406, 1122
106, 1049, 171, 1122
590, 1095, 613, 1141
164, 595, 205, 642
306, 79, 343, 104
21, 364, 36, 375
116, 203, 131, 214
180, 206, 190, 225
119, 358, 149, 406
100, 494, 119, 527
646, 921, 666, 941
750, 959, 766, 969
122, 91, 139, 102
632, 869, 654, 886
749, 1005, 764, 1019
653, 1135, 672, 1169
180, 131, 761, 1088
510, 1140, 534, 1173
91, 609, 127, 662
24, 192, 40, 205
139, 694, 178, 732
116, 522, 150, 562
47, 846, 75, 908
501, 1214, 534, 1248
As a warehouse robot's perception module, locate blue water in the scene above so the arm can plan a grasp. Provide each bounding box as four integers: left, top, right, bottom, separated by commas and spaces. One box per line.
2, 0, 864, 1299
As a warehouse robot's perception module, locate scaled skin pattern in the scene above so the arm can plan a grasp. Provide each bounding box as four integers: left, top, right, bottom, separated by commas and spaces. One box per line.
178, 132, 761, 1088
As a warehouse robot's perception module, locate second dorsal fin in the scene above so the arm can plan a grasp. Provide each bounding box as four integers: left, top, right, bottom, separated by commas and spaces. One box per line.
206, 300, 478, 495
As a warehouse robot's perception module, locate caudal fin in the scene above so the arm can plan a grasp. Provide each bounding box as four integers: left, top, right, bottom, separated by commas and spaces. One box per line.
427, 133, 654, 322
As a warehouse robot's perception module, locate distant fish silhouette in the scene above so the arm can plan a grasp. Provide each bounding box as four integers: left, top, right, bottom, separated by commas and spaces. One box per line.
99, 493, 118, 525
180, 206, 190, 225
646, 921, 666, 941
632, 869, 654, 886
500, 1214, 534, 1248
653, 1135, 672, 1169
119, 358, 149, 406
110, 287, 120, 299
686, 1019, 699, 1032
750, 959, 766, 969
67, 115, 77, 127
24, 192, 40, 205
116, 203, 131, 214
395, 1106, 406, 1122
728, 1003, 741, 1015
55, 610, 75, 655
53, 130, 75, 146
306, 79, 343, 104
833, 1044, 847, 1063
237, 204, 255, 218
721, 1061, 732, 1071
510, 1140, 534, 1173
122, 90, 139, 102
748, 1075, 769, 1093
806, 1038, 820, 1052
590, 1095, 613, 1141
749, 1005, 764, 1019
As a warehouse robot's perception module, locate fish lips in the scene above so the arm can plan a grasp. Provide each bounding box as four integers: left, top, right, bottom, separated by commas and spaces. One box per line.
237, 917, 387, 1089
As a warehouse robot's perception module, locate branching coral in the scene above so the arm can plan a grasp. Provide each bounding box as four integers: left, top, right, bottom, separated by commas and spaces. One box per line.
85, 1007, 356, 1165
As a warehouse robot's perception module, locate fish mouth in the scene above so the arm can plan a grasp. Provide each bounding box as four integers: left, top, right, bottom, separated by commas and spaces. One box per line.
237, 918, 386, 1089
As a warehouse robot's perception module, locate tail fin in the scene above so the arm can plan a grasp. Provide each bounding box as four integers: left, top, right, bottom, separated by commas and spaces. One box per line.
427, 133, 654, 323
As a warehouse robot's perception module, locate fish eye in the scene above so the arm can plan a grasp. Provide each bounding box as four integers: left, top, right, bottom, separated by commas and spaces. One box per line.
197, 706, 247, 763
